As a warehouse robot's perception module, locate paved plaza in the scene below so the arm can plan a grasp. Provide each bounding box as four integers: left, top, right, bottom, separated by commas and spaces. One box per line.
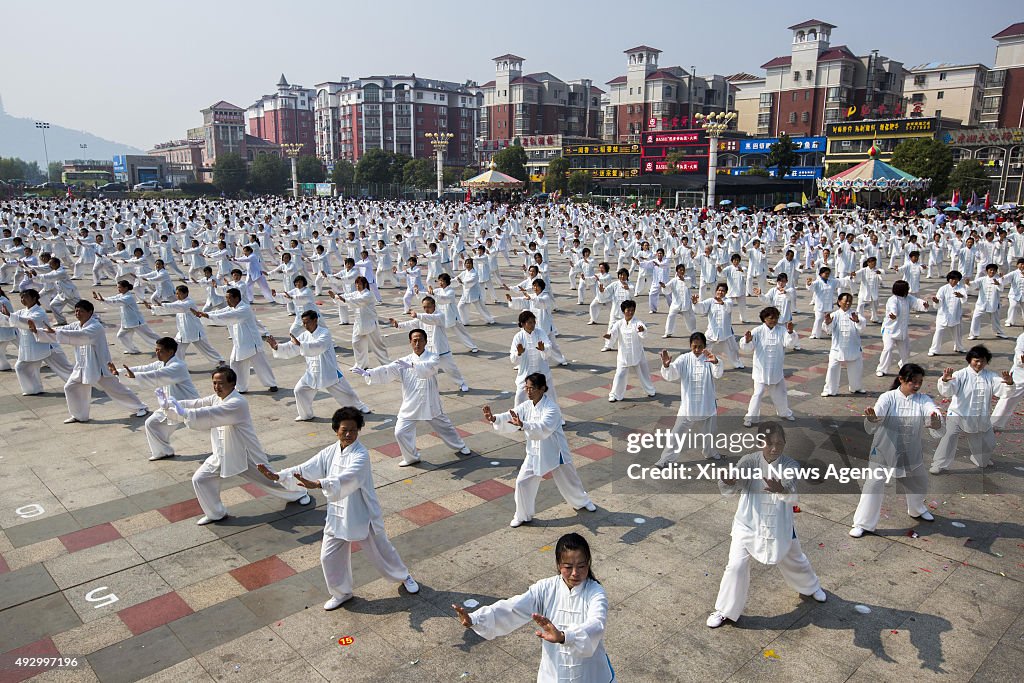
1, 246, 1024, 682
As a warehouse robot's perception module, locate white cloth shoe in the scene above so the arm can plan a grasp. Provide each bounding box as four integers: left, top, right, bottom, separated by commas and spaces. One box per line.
458, 446, 471, 455
460, 384, 470, 392
929, 465, 943, 475
134, 408, 149, 417
913, 511, 934, 522
403, 576, 420, 594
811, 589, 827, 602
196, 515, 225, 526
297, 494, 312, 505
399, 455, 421, 467
848, 526, 865, 538
706, 611, 728, 628
148, 453, 175, 461
324, 594, 353, 610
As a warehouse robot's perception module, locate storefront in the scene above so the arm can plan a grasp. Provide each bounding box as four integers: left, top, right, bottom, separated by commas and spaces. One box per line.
941, 127, 1024, 205
823, 118, 944, 168
563, 142, 642, 179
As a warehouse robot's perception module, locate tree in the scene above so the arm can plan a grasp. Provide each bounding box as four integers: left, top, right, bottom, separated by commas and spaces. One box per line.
403, 158, 435, 188
493, 144, 528, 181
296, 156, 326, 184
355, 149, 405, 185
48, 161, 63, 183
766, 133, 800, 179
212, 153, 247, 196
247, 154, 288, 195
567, 170, 589, 194
742, 166, 770, 177
0, 157, 44, 183
442, 166, 461, 188
890, 138, 953, 196
824, 162, 856, 177
330, 160, 355, 186
545, 157, 570, 193
947, 159, 991, 198
462, 166, 479, 182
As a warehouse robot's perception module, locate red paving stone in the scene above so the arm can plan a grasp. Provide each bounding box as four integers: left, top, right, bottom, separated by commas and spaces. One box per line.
1, 637, 60, 683
241, 483, 270, 498
566, 391, 601, 403
398, 501, 455, 526
573, 444, 615, 460
157, 498, 204, 523
58, 522, 122, 553
725, 392, 751, 402
464, 479, 515, 501
374, 442, 404, 458
229, 555, 297, 591
118, 592, 194, 636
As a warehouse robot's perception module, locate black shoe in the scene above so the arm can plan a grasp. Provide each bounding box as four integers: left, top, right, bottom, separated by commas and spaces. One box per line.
268, 386, 279, 392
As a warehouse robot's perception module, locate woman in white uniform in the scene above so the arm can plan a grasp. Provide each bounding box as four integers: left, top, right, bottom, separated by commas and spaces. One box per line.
453, 532, 614, 683
257, 407, 420, 610
655, 332, 724, 464
820, 293, 867, 396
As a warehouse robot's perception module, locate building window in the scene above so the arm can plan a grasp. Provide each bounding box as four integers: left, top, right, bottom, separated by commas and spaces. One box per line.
759, 92, 772, 107
416, 92, 423, 100
934, 110, 942, 119
806, 70, 813, 80
801, 112, 810, 122
757, 113, 770, 126
913, 74, 926, 86
824, 109, 840, 121
793, 71, 800, 82
788, 112, 797, 123
804, 91, 810, 101
791, 92, 797, 102
939, 72, 947, 81
937, 91, 944, 100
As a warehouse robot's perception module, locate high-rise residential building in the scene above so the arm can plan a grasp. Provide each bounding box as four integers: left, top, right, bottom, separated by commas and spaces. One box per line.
751, 20, 905, 137
190, 101, 247, 170
906, 63, 988, 127
601, 46, 735, 143
477, 55, 602, 144
982, 22, 1024, 128
313, 75, 480, 167
729, 72, 767, 136
247, 74, 316, 156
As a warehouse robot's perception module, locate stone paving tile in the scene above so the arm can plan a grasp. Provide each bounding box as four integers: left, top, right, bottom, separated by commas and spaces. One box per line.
166, 598, 262, 657
50, 614, 133, 658
229, 555, 297, 592
5, 514, 82, 549
45, 539, 145, 591
64, 565, 172, 625
133, 657, 214, 683
1, 538, 66, 573
58, 523, 122, 554
117, 592, 194, 636
0, 593, 82, 655
397, 500, 454, 527
87, 625, 192, 683
176, 573, 247, 613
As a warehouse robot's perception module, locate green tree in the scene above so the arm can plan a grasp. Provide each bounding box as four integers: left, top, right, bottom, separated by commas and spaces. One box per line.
765, 133, 800, 179
442, 166, 461, 188
545, 157, 570, 193
0, 157, 44, 182
462, 166, 479, 182
493, 144, 528, 181
403, 158, 435, 188
247, 154, 288, 195
330, 160, 355, 186
661, 151, 695, 174
212, 153, 247, 196
742, 166, 770, 177
355, 149, 395, 184
889, 137, 953, 196
947, 159, 991, 198
296, 155, 326, 183
48, 161, 63, 183
567, 170, 589, 194
824, 162, 856, 177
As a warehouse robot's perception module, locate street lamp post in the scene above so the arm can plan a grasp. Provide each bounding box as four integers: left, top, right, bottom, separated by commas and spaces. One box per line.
694, 111, 736, 209
35, 122, 51, 181
282, 143, 303, 198
425, 132, 454, 200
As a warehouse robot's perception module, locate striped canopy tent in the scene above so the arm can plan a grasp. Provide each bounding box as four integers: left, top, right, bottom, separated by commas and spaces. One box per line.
461, 162, 525, 190
817, 145, 930, 194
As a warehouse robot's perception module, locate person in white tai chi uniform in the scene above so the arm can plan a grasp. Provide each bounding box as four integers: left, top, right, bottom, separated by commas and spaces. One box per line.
603, 299, 656, 402
483, 372, 595, 528
706, 423, 826, 629
0, 288, 73, 395
112, 336, 199, 460
257, 407, 420, 610
266, 309, 370, 421
160, 367, 310, 525
850, 364, 942, 538
354, 328, 470, 467
656, 332, 724, 464
453, 532, 614, 683
29, 299, 149, 423
192, 287, 278, 394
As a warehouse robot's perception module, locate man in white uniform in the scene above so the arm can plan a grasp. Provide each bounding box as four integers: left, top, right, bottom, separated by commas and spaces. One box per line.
267, 310, 370, 421
0, 288, 73, 395
192, 287, 278, 393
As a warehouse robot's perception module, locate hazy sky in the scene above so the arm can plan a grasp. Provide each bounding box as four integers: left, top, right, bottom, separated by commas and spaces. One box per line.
2, 0, 1019, 149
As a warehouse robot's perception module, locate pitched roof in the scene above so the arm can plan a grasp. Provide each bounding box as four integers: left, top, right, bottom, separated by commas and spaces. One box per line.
492, 53, 525, 61
479, 80, 496, 88
992, 22, 1024, 39
205, 100, 243, 111
510, 76, 540, 85
277, 73, 289, 87
817, 45, 857, 62
590, 85, 606, 95
624, 45, 662, 54
727, 72, 763, 82
760, 56, 792, 69
525, 71, 564, 83
788, 19, 836, 30
646, 70, 683, 81
606, 75, 628, 85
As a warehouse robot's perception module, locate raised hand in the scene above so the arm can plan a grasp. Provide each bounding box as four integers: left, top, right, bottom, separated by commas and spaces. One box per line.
107, 361, 118, 375
864, 406, 880, 423
482, 405, 495, 423
508, 409, 522, 427
532, 613, 563, 643
293, 472, 321, 489
452, 604, 473, 628
763, 477, 786, 494
536, 341, 545, 351
786, 321, 795, 334
660, 349, 671, 367
744, 330, 753, 344
516, 343, 526, 356
1002, 370, 1013, 384
824, 313, 833, 325
122, 365, 135, 379
942, 367, 955, 382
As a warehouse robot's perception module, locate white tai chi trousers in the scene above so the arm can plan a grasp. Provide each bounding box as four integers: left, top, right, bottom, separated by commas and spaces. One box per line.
664, 306, 696, 337
0, 340, 14, 371
436, 352, 468, 389
177, 338, 224, 364
513, 458, 591, 525
321, 529, 409, 599
969, 310, 1004, 338
928, 324, 965, 355
144, 411, 181, 458
457, 299, 495, 325
609, 357, 655, 400
65, 375, 147, 421
992, 382, 1024, 430
655, 416, 718, 463
191, 457, 307, 520
823, 357, 864, 394
932, 418, 996, 469
394, 415, 466, 464
294, 378, 368, 420
875, 335, 910, 375
714, 533, 821, 622
352, 330, 390, 369
116, 324, 162, 353
745, 379, 793, 421
14, 351, 74, 395
231, 352, 277, 392
852, 465, 929, 531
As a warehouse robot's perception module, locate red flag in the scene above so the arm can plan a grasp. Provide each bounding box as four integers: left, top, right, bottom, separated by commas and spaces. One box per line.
464, 188, 471, 203
984, 191, 990, 210
900, 194, 905, 208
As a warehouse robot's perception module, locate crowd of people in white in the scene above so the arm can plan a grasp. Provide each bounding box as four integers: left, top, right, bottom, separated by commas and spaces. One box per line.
2, 196, 1022, 680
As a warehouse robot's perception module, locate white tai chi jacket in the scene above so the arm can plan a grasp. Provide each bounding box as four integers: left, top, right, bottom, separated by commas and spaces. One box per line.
124, 356, 199, 401
364, 351, 443, 420
719, 451, 800, 565
822, 309, 865, 361
739, 324, 796, 385
277, 441, 384, 541
271, 324, 342, 390
492, 395, 569, 477
205, 302, 266, 362
938, 367, 1011, 434
179, 390, 266, 478
151, 298, 208, 342
606, 318, 647, 367
510, 328, 551, 385
0, 304, 62, 361
661, 351, 723, 419
865, 389, 944, 477
469, 575, 613, 683
38, 316, 113, 384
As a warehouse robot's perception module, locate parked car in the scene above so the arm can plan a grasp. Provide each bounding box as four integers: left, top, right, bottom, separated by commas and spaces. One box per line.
132, 181, 161, 191
31, 181, 67, 191
97, 182, 128, 192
